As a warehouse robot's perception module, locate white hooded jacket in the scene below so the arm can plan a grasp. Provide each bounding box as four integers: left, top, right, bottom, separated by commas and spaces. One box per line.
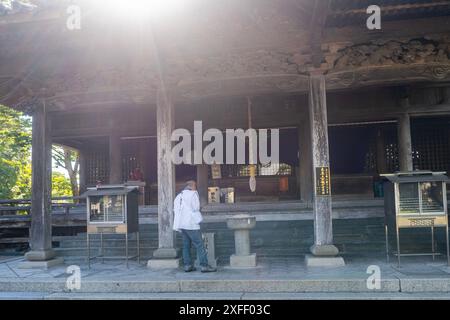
173, 189, 203, 231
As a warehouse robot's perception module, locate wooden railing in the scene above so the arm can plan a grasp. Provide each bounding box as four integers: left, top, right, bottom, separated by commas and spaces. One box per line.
0, 196, 87, 245
0, 196, 85, 216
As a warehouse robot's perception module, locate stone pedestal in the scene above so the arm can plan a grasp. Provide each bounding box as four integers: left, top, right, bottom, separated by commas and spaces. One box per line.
147, 248, 180, 269
304, 255, 345, 267
19, 249, 64, 269
19, 257, 64, 269
227, 215, 257, 268
305, 244, 345, 267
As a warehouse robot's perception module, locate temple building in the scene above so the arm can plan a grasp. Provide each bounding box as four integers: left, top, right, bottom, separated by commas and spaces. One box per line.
1, 0, 450, 267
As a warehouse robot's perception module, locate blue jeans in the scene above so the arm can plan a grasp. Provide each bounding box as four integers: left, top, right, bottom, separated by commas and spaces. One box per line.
181, 229, 208, 267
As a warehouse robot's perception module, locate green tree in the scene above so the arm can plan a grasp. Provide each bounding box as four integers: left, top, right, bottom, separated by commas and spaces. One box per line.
11, 162, 31, 199
0, 105, 76, 200
0, 105, 31, 199
51, 172, 73, 198
52, 145, 79, 197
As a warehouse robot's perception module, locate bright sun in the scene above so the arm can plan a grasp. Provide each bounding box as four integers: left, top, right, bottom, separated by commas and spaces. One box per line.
97, 0, 185, 19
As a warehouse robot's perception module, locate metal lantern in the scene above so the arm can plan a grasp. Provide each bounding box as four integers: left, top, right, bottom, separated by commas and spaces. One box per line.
382, 171, 449, 266
83, 184, 140, 268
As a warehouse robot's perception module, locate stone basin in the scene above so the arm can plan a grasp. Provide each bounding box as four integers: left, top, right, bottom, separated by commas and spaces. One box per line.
227, 214, 256, 230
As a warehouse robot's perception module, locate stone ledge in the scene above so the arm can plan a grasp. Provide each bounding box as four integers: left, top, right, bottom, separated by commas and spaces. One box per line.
147, 258, 180, 269
400, 278, 450, 293
0, 278, 400, 293
305, 255, 345, 267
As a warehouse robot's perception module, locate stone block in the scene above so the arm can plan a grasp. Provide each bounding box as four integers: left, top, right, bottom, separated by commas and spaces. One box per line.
310, 244, 339, 256
230, 253, 257, 268
152, 248, 179, 259
18, 257, 64, 269
147, 258, 180, 269
25, 250, 56, 261
305, 254, 345, 267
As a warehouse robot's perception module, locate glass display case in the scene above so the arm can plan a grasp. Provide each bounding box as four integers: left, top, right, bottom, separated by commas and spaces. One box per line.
397, 181, 445, 215
89, 194, 125, 223
382, 171, 449, 266
82, 185, 140, 268
208, 187, 220, 204
220, 187, 235, 204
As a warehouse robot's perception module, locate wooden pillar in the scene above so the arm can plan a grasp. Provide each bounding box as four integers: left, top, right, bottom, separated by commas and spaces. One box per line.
22, 102, 62, 267
109, 134, 122, 184
397, 112, 413, 172
376, 128, 387, 174
299, 108, 313, 203
197, 164, 209, 207
306, 72, 344, 266
148, 86, 179, 267
78, 149, 87, 194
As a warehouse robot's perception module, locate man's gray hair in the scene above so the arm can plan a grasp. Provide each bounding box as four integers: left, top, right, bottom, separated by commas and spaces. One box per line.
184, 180, 196, 190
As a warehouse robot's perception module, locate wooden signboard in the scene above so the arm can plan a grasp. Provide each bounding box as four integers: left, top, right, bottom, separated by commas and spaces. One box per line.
315, 166, 331, 196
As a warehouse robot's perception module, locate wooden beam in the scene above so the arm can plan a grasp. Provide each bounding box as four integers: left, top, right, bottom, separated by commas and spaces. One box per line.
331, 1, 450, 16
324, 16, 450, 44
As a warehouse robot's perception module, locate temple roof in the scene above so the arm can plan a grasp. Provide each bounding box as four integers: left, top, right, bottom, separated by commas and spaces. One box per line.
0, 0, 449, 112
2, 0, 449, 23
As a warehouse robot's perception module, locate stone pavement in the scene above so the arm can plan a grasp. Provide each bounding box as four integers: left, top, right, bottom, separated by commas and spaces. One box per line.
1, 254, 450, 299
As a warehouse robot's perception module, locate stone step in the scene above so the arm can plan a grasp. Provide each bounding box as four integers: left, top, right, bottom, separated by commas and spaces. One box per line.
5, 291, 449, 300
54, 247, 155, 257
0, 278, 402, 293
54, 247, 308, 259
58, 239, 159, 248
54, 239, 386, 260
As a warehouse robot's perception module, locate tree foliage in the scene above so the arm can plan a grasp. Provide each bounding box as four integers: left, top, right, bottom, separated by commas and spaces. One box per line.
52, 145, 79, 197
52, 172, 73, 198
0, 105, 32, 199
0, 105, 76, 199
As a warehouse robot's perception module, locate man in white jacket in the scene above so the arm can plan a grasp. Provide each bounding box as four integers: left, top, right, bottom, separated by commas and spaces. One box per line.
173, 180, 217, 273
